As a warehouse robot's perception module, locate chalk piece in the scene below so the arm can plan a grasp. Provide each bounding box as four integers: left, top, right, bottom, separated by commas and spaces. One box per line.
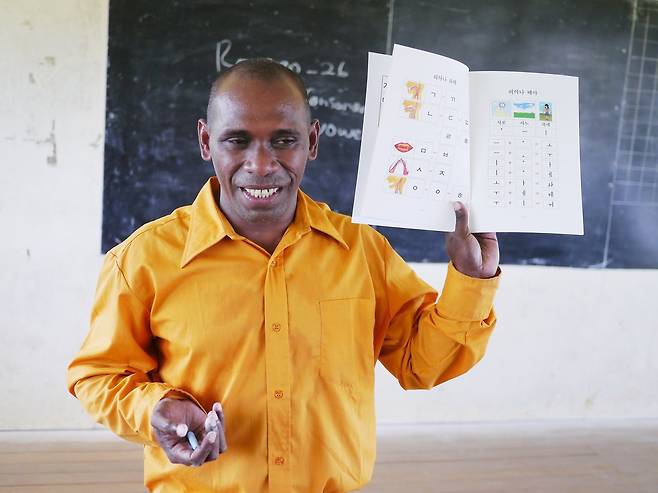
187, 431, 199, 450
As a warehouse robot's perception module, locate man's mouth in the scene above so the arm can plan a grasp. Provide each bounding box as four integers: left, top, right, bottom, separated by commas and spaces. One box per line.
240, 187, 281, 200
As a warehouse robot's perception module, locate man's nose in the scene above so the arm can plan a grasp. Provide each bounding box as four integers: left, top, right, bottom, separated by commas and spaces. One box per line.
245, 144, 278, 176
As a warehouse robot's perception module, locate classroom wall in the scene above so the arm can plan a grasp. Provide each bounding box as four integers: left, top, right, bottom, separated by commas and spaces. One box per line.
1, 0, 657, 431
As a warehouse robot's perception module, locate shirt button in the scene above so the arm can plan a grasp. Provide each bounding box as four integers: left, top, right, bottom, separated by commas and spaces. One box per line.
272, 323, 281, 332
270, 259, 277, 267
274, 456, 285, 465
274, 390, 284, 399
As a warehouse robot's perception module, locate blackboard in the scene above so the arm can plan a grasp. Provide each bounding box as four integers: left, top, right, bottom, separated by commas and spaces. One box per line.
103, 0, 658, 268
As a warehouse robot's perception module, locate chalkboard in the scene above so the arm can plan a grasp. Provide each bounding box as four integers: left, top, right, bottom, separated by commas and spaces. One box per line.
103, 0, 658, 268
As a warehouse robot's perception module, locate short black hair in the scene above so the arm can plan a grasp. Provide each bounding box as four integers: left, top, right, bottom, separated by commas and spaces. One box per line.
207, 58, 312, 124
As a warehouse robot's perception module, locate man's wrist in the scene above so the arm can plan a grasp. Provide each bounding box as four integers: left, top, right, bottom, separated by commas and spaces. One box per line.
451, 261, 501, 279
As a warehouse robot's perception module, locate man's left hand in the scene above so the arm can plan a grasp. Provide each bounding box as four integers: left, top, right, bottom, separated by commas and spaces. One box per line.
445, 202, 499, 279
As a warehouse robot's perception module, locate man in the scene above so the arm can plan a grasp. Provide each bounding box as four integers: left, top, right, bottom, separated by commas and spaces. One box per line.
68, 59, 500, 492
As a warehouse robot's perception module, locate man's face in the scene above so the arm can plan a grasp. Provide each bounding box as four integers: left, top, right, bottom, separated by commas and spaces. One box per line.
198, 75, 319, 232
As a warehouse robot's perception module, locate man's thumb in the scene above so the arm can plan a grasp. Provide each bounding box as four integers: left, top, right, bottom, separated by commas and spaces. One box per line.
151, 411, 188, 437
452, 201, 469, 236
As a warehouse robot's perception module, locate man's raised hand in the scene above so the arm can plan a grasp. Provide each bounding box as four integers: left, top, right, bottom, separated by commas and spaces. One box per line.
445, 202, 499, 279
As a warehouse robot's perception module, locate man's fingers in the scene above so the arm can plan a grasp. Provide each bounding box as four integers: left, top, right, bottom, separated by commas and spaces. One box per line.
176, 424, 189, 437
189, 431, 215, 466
206, 428, 221, 461
213, 402, 225, 427
151, 398, 225, 467
205, 411, 219, 433
452, 201, 470, 237
212, 402, 228, 453
204, 410, 221, 458
218, 425, 228, 454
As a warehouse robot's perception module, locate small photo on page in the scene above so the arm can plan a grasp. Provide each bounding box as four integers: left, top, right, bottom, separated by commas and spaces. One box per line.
539, 101, 553, 121
512, 101, 536, 119
491, 101, 511, 118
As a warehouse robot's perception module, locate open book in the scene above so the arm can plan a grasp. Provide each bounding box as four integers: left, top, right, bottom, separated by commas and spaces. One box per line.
351, 44, 583, 234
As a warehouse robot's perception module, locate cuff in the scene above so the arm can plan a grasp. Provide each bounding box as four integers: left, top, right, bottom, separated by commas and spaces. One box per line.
436, 262, 501, 321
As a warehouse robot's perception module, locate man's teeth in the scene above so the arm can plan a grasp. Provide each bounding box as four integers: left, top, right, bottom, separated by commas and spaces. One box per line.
244, 187, 279, 199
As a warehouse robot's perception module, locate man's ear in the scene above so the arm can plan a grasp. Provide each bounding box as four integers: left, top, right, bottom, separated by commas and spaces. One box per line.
307, 119, 320, 161
197, 119, 212, 161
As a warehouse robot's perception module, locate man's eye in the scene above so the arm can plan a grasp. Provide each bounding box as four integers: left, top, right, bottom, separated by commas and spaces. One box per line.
225, 138, 248, 146
274, 138, 297, 147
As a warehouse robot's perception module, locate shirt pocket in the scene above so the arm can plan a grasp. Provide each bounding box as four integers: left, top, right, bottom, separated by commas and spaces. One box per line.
319, 298, 375, 393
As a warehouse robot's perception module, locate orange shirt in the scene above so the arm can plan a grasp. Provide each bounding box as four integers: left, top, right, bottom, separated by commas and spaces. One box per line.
67, 177, 500, 493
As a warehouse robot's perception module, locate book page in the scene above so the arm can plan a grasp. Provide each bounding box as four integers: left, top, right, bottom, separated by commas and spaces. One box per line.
469, 71, 583, 234
352, 44, 470, 231
352, 52, 393, 224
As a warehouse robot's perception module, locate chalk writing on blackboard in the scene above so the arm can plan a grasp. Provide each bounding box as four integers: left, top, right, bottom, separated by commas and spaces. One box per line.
215, 39, 349, 78
214, 39, 363, 141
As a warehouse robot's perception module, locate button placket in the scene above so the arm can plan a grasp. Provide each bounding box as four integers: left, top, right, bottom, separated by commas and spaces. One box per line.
264, 254, 292, 491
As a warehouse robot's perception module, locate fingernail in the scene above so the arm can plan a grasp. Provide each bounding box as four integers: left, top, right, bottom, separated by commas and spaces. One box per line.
452, 202, 460, 211
214, 402, 223, 413
208, 431, 217, 443
176, 423, 188, 437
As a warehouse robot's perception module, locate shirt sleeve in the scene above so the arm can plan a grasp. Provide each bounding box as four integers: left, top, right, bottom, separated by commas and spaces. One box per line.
376, 244, 500, 390
66, 253, 202, 446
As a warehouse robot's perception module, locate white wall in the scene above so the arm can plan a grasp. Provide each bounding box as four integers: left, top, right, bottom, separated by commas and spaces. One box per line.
1, 0, 656, 431
0, 0, 108, 429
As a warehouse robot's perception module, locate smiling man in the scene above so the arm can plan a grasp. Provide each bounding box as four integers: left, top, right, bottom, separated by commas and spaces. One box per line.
68, 59, 500, 493
199, 68, 319, 253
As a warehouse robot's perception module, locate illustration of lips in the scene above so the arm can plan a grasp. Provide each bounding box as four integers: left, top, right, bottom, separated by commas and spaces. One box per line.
394, 142, 413, 153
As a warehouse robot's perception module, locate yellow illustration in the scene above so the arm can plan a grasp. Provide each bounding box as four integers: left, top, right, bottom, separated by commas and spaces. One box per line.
402, 100, 420, 119
387, 175, 408, 194
387, 157, 409, 194
406, 80, 424, 100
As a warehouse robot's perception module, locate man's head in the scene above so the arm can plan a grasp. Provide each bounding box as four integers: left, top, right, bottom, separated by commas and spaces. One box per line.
206, 59, 312, 127
197, 59, 320, 237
